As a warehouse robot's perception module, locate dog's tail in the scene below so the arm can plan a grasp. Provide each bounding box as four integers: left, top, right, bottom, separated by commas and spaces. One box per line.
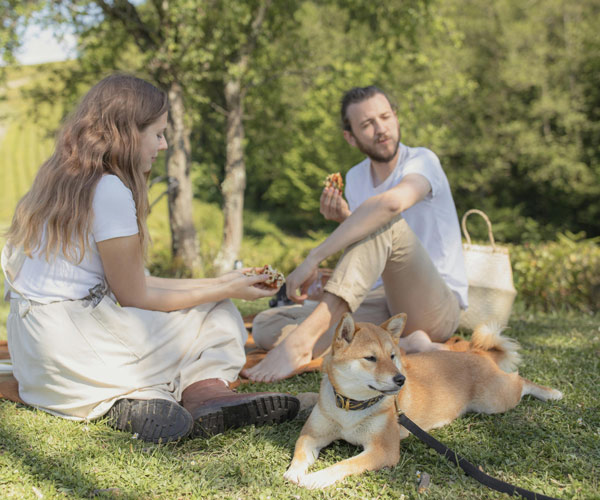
471, 322, 521, 373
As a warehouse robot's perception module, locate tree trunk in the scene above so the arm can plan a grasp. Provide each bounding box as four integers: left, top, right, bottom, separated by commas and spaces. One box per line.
212, 2, 271, 275
214, 77, 246, 274
165, 81, 202, 274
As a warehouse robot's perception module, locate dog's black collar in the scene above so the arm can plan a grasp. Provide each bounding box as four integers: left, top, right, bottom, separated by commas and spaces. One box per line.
332, 387, 384, 411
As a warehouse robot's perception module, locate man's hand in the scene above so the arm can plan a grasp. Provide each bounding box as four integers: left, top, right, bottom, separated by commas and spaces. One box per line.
286, 255, 320, 304
320, 187, 351, 223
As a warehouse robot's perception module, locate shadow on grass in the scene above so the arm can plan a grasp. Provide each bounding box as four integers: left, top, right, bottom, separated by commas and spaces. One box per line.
0, 395, 308, 499
178, 419, 304, 491
0, 401, 139, 498
395, 398, 584, 499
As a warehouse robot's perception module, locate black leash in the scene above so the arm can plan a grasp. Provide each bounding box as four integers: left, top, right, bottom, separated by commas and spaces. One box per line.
397, 412, 561, 500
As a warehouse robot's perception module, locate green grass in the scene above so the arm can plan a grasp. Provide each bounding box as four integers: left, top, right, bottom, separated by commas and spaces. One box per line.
0, 311, 598, 499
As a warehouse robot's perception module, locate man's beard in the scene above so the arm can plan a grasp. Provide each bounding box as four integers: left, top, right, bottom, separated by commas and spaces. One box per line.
352, 127, 401, 163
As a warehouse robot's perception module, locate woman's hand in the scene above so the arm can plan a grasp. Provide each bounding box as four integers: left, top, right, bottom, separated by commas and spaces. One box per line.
320, 187, 351, 223
222, 272, 279, 301
217, 269, 250, 284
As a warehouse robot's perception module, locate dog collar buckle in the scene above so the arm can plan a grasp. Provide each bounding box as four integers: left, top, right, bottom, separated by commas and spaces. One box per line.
394, 397, 404, 417
333, 387, 384, 411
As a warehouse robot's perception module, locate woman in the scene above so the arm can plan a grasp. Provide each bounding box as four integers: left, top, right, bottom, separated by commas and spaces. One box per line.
1, 74, 298, 443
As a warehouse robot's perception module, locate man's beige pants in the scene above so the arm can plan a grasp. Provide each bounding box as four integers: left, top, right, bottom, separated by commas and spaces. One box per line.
253, 215, 460, 356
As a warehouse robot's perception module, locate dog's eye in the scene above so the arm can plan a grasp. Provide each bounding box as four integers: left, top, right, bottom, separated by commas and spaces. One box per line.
390, 353, 396, 360
364, 356, 377, 362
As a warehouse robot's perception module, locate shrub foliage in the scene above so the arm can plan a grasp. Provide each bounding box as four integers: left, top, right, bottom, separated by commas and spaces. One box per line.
511, 233, 600, 313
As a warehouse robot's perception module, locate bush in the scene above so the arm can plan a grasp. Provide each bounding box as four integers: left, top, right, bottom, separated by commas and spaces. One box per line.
239, 211, 341, 276
510, 232, 600, 313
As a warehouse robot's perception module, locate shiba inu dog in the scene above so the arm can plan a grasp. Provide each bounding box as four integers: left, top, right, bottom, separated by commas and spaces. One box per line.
284, 313, 562, 489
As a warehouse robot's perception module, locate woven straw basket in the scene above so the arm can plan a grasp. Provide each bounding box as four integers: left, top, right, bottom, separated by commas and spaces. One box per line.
458, 209, 517, 331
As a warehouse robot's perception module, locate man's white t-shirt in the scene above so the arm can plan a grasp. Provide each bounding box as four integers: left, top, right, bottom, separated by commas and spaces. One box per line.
344, 143, 468, 309
13, 175, 139, 303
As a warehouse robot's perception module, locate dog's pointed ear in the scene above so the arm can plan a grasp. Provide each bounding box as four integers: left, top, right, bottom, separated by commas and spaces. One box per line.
333, 313, 355, 350
380, 313, 407, 343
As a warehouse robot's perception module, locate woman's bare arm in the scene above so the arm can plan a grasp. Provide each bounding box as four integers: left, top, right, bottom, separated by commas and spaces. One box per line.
98, 235, 275, 311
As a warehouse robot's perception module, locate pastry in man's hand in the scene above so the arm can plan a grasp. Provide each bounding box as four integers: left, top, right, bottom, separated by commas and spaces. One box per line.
324, 172, 343, 191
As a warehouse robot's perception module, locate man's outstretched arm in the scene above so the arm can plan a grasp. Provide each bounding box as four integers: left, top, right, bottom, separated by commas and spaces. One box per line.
287, 174, 431, 302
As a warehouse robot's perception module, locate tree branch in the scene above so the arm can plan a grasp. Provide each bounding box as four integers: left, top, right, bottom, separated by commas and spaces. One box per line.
94, 0, 160, 52
150, 0, 165, 19
240, 0, 272, 60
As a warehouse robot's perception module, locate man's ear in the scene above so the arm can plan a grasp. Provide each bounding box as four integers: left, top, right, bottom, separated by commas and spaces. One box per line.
380, 313, 407, 344
343, 129, 357, 148
333, 313, 356, 351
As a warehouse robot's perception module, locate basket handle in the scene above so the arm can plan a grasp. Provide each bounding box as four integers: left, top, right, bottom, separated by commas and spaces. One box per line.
461, 209, 496, 249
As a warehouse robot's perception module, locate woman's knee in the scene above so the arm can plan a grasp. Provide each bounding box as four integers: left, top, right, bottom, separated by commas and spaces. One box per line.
202, 299, 247, 342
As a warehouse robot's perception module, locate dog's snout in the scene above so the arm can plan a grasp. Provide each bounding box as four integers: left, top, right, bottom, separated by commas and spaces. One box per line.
393, 374, 405, 387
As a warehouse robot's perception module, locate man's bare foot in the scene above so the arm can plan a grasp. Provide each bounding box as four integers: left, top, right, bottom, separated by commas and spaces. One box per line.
243, 293, 349, 382
241, 331, 313, 382
399, 330, 449, 354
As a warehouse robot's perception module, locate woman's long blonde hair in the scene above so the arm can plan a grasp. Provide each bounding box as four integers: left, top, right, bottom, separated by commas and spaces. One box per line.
6, 73, 168, 262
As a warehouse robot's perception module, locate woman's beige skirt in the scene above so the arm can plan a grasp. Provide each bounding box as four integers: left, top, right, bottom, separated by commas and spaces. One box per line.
7, 294, 247, 421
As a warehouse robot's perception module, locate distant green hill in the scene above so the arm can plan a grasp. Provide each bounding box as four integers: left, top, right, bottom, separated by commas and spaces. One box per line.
0, 65, 62, 226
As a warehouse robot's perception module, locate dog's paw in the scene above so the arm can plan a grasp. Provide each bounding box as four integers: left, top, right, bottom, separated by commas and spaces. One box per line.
548, 389, 563, 400
283, 465, 306, 484
297, 469, 339, 489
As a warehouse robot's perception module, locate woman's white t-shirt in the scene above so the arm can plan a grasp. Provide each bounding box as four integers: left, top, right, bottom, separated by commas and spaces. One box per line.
344, 143, 469, 309
13, 175, 139, 303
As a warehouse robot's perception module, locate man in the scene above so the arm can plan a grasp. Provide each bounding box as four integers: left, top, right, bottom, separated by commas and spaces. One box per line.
242, 86, 468, 383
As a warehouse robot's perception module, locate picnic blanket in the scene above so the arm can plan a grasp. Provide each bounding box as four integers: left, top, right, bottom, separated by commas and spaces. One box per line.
0, 315, 323, 405
0, 341, 21, 403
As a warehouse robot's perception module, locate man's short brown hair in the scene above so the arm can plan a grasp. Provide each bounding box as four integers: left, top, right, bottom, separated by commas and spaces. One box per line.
340, 86, 396, 132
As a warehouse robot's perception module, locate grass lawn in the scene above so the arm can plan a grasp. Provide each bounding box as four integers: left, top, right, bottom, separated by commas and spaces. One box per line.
0, 308, 598, 499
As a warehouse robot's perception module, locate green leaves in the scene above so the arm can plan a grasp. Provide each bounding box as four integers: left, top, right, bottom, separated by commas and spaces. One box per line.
0, 0, 45, 72
511, 232, 600, 313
